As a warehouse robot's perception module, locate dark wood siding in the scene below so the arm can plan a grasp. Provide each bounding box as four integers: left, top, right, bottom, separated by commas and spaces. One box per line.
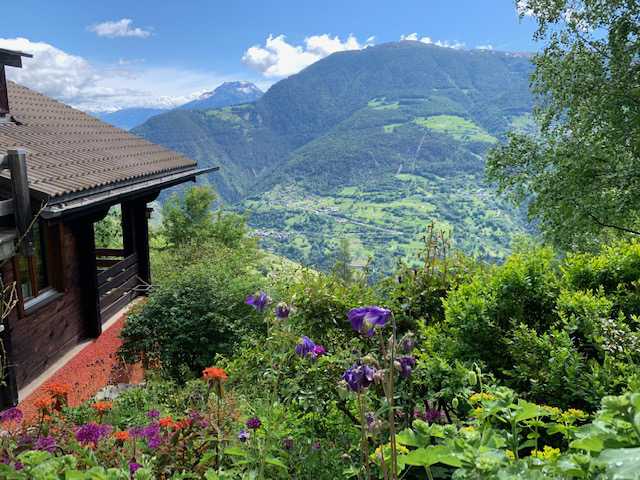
3, 222, 90, 389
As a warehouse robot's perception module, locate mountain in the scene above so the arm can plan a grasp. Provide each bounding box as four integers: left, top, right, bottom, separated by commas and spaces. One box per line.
178, 81, 263, 110
134, 41, 536, 273
93, 82, 263, 130
93, 107, 169, 130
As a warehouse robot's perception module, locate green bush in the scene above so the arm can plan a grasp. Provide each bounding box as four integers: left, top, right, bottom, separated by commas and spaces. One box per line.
120, 244, 264, 380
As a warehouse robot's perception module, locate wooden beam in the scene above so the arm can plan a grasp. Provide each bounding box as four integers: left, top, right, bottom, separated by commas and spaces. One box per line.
0, 52, 24, 68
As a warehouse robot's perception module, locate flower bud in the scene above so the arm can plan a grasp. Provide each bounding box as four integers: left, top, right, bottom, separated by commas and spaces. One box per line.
466, 370, 477, 386
451, 397, 459, 409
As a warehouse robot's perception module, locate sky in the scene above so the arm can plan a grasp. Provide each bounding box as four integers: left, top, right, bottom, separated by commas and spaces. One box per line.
0, 0, 538, 112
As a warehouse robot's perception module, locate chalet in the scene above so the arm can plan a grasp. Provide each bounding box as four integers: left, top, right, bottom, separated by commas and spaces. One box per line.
0, 48, 214, 408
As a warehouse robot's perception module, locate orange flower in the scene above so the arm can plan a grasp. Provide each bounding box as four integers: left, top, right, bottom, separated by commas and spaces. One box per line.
46, 382, 71, 398
91, 401, 113, 413
113, 430, 129, 442
172, 418, 190, 431
34, 397, 53, 412
159, 416, 175, 428
202, 367, 228, 381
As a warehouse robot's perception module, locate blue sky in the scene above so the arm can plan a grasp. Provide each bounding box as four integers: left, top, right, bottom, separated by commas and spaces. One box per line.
0, 0, 537, 111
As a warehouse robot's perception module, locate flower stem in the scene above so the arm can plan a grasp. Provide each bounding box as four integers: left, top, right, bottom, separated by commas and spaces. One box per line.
358, 393, 371, 480
388, 315, 398, 480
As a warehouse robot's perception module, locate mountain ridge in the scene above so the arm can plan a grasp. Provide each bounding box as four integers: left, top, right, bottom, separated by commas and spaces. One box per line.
134, 41, 536, 272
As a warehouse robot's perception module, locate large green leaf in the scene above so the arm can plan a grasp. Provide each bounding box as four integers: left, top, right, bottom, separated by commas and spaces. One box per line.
596, 448, 640, 479
402, 446, 462, 468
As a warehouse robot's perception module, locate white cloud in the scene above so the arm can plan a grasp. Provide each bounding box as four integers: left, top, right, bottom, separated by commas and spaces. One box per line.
0, 37, 245, 112
242, 34, 374, 78
400, 33, 465, 49
476, 44, 494, 50
88, 18, 151, 38
516, 0, 535, 17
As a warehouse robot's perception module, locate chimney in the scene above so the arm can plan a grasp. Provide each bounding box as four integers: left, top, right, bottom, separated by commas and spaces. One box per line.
0, 48, 33, 119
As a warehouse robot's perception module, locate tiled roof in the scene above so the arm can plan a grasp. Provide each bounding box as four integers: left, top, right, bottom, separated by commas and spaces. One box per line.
0, 81, 196, 199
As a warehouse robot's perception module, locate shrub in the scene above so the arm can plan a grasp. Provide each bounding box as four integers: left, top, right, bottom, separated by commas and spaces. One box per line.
120, 245, 264, 380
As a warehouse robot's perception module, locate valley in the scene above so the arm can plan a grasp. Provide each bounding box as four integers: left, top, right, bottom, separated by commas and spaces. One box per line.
134, 41, 536, 272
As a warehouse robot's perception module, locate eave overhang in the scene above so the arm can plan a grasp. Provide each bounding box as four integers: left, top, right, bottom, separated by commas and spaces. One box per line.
40, 166, 219, 219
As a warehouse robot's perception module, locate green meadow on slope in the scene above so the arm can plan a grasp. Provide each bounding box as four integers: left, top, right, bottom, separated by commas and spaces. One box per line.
134, 41, 535, 272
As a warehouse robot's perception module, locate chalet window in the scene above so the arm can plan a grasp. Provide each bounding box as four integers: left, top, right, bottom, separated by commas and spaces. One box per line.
14, 222, 63, 312
16, 223, 48, 299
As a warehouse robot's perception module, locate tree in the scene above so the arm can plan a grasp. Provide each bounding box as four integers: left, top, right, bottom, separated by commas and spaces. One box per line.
161, 185, 250, 250
332, 237, 354, 284
487, 0, 640, 249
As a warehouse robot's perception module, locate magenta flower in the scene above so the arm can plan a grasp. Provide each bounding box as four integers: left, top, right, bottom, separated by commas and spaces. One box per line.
348, 306, 391, 337
129, 462, 142, 475
0, 407, 23, 423
35, 436, 57, 453
75, 423, 112, 446
147, 409, 160, 419
313, 344, 326, 357
246, 291, 271, 312
246, 416, 261, 430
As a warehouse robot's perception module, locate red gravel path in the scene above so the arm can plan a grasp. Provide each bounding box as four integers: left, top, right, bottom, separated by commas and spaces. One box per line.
18, 313, 144, 423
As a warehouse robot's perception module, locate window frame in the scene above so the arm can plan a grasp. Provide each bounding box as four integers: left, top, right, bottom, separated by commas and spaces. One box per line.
13, 222, 65, 316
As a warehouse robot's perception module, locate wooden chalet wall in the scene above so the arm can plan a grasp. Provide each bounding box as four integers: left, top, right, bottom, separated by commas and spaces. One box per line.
2, 220, 91, 389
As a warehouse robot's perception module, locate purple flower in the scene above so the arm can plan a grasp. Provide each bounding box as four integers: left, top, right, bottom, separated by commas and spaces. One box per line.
246, 291, 271, 312
348, 306, 391, 337
398, 356, 416, 379
275, 302, 290, 319
246, 416, 261, 430
35, 436, 57, 453
312, 441, 321, 451
238, 429, 250, 442
14, 462, 23, 471
283, 437, 294, 450
147, 435, 162, 449
129, 462, 142, 475
128, 426, 145, 439
342, 363, 376, 392
400, 335, 416, 354
415, 408, 444, 424
313, 345, 326, 357
295, 336, 316, 358
424, 409, 444, 424
147, 409, 160, 420
75, 423, 112, 446
0, 407, 23, 423
188, 410, 209, 428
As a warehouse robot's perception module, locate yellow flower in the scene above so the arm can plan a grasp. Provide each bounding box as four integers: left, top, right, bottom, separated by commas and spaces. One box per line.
531, 446, 561, 461
469, 392, 495, 403
541, 405, 561, 417
505, 450, 515, 461
472, 407, 484, 417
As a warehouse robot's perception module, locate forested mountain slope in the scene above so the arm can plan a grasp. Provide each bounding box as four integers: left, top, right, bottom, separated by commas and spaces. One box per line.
134, 41, 536, 272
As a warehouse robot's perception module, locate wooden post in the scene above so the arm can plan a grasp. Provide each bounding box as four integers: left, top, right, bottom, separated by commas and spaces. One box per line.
7, 149, 33, 256
133, 201, 151, 286
74, 220, 102, 337
0, 66, 8, 116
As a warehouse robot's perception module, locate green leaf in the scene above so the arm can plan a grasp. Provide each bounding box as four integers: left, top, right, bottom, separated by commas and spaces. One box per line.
397, 428, 421, 447
265, 457, 288, 470
223, 447, 248, 457
596, 447, 640, 479
571, 435, 605, 452
402, 446, 462, 468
